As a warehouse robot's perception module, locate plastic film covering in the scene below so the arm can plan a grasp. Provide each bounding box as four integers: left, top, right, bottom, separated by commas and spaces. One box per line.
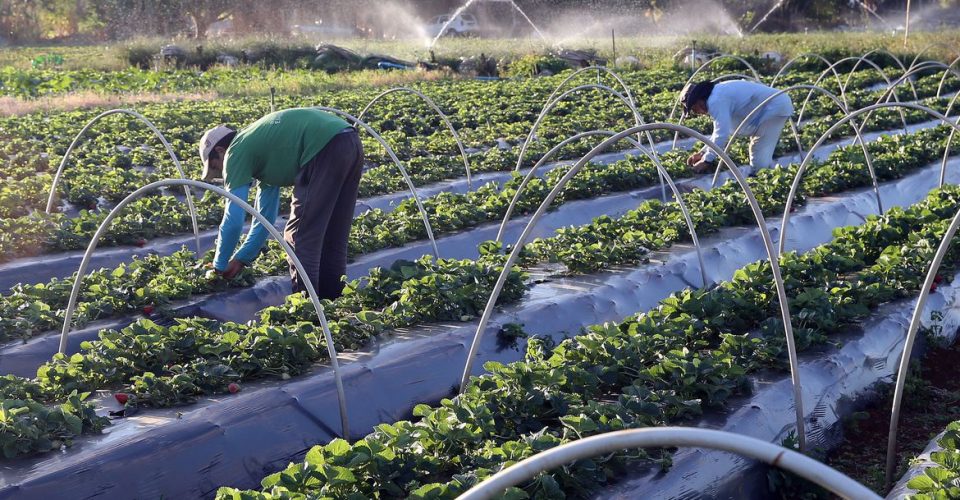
598, 272, 960, 499
887, 429, 949, 499
0, 139, 690, 293
2, 156, 956, 499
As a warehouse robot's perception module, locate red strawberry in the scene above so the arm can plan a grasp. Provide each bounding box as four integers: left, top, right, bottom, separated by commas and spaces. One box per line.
142, 305, 154, 315
114, 393, 129, 405
228, 383, 240, 394
135, 238, 146, 247
934, 274, 944, 284
87, 202, 98, 210
930, 283, 939, 293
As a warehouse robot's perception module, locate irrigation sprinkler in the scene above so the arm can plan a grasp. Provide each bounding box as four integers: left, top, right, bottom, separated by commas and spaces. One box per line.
708, 84, 883, 218
798, 56, 908, 134
311, 106, 440, 259
493, 129, 709, 289
459, 428, 881, 500
56, 179, 351, 439
45, 108, 201, 254
460, 122, 808, 451
884, 202, 960, 489
357, 87, 473, 190
779, 102, 960, 257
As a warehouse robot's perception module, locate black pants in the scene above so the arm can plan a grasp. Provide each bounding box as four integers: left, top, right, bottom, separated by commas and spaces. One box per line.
284, 129, 364, 298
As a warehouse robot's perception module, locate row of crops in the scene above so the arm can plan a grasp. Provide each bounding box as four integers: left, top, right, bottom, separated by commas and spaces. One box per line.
3, 48, 960, 498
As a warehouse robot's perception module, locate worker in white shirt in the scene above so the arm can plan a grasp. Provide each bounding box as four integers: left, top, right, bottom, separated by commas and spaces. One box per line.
680, 80, 794, 173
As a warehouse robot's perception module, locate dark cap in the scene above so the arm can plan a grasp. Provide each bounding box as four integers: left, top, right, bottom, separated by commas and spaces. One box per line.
680, 81, 716, 115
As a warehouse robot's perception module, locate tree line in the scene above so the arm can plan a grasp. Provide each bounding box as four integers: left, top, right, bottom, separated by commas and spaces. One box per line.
0, 0, 953, 43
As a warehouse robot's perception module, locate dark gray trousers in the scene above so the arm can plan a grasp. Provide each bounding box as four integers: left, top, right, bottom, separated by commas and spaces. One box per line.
284, 129, 364, 298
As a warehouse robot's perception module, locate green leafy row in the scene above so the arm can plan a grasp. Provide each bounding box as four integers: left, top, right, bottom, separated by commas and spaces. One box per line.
906, 420, 960, 498
2, 116, 954, 462
214, 183, 960, 499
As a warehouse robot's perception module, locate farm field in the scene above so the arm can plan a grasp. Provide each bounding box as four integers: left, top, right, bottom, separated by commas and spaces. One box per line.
3, 31, 960, 499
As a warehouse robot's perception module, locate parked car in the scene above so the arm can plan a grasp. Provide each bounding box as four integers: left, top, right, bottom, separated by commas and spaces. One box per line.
426, 13, 480, 37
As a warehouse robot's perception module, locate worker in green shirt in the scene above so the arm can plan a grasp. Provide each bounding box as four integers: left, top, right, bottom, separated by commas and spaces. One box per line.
198, 107, 364, 298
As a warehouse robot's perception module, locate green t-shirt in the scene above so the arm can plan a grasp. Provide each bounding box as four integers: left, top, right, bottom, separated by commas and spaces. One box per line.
223, 108, 350, 189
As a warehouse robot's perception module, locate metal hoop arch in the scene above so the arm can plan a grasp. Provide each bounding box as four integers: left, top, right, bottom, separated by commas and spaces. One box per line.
907, 42, 960, 72
493, 129, 708, 288
708, 84, 883, 216
850, 49, 917, 100
513, 83, 657, 173
56, 179, 350, 438
770, 52, 844, 95
459, 428, 880, 500
779, 102, 960, 255
45, 108, 201, 254
935, 56, 960, 99
544, 66, 639, 115
537, 66, 658, 163
875, 60, 960, 105
711, 72, 760, 83
669, 73, 765, 150
312, 106, 440, 258
668, 54, 762, 123
938, 92, 960, 187
799, 56, 908, 133
357, 87, 473, 191
459, 122, 807, 451
884, 203, 960, 488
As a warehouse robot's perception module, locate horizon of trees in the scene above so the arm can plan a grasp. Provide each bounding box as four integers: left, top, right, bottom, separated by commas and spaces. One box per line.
0, 0, 955, 43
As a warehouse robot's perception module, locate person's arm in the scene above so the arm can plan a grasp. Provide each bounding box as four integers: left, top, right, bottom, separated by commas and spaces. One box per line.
213, 183, 252, 271
232, 183, 281, 264
701, 98, 733, 163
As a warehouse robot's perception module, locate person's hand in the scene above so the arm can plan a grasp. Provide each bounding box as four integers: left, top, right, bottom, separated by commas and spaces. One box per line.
221, 259, 246, 280
686, 152, 703, 167
692, 159, 716, 174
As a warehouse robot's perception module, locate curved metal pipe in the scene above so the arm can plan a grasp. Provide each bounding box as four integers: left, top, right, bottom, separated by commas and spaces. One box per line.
312, 106, 440, 258
884, 204, 960, 489
56, 178, 350, 438
459, 123, 806, 451
459, 428, 881, 500
907, 42, 959, 72
544, 66, 639, 116
935, 55, 960, 99
668, 54, 762, 123
852, 49, 917, 100
45, 109, 201, 254
938, 92, 960, 187
799, 56, 908, 133
779, 102, 960, 256
874, 60, 960, 106
770, 52, 841, 91
513, 83, 657, 173
357, 87, 473, 190
494, 129, 708, 288
711, 72, 760, 83
708, 84, 883, 216
537, 66, 659, 163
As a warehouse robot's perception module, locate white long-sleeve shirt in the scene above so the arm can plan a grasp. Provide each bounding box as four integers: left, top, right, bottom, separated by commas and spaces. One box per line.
700, 80, 794, 162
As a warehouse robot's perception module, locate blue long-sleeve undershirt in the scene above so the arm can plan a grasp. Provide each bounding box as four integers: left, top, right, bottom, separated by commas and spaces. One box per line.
213, 183, 281, 271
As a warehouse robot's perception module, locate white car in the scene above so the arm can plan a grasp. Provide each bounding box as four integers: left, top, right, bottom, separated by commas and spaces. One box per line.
426, 13, 480, 37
